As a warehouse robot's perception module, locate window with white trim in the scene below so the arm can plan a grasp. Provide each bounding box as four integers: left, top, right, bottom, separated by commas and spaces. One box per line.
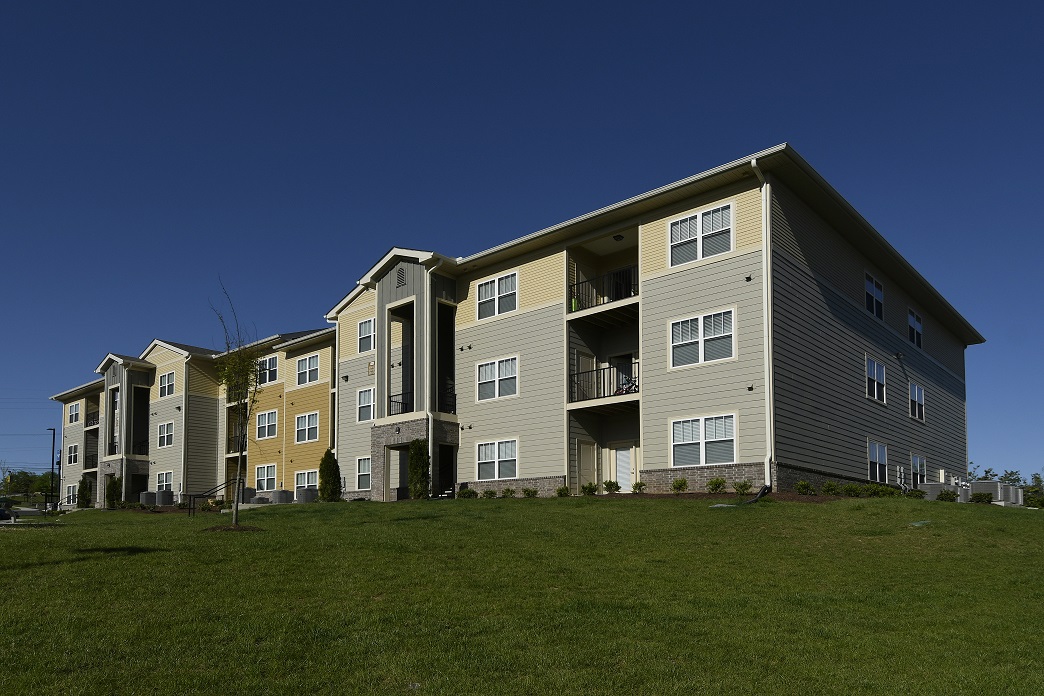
866, 356, 886, 403
357, 388, 374, 422
671, 415, 735, 466
909, 383, 925, 421
159, 371, 175, 398
477, 439, 517, 480
65, 484, 77, 505
257, 356, 278, 385
157, 471, 172, 491
477, 357, 517, 400
357, 457, 371, 490
68, 403, 80, 424
295, 470, 318, 490
68, 444, 78, 465
256, 410, 278, 439
297, 355, 319, 385
295, 412, 319, 443
911, 454, 926, 485
157, 422, 174, 448
256, 464, 275, 492
671, 310, 734, 367
669, 204, 733, 266
865, 273, 883, 320
908, 310, 923, 348
358, 318, 375, 353
868, 441, 887, 482
477, 272, 517, 319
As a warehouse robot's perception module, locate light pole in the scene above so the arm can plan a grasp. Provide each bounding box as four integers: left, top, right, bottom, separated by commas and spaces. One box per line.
46, 427, 55, 508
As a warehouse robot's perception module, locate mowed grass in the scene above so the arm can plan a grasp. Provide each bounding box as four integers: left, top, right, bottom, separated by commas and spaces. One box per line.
2, 497, 1041, 695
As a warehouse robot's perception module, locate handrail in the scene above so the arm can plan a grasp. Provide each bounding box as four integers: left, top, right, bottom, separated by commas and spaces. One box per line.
569, 361, 640, 402
389, 391, 412, 416
187, 478, 242, 518
569, 265, 638, 312
85, 412, 100, 427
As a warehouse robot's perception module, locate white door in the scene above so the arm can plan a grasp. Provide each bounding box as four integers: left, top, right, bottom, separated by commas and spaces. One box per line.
615, 447, 631, 490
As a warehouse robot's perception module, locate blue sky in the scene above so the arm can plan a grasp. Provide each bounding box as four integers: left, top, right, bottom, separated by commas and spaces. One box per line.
2, 1, 1041, 480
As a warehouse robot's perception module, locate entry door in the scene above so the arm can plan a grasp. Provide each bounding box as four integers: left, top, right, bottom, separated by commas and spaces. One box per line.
614, 447, 632, 490
577, 440, 597, 494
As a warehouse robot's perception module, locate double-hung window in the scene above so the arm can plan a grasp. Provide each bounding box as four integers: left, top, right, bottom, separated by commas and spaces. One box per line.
669, 204, 733, 266
909, 383, 925, 421
257, 356, 278, 385
908, 310, 923, 348
158, 422, 174, 448
295, 412, 319, 443
66, 485, 77, 505
911, 454, 927, 485
256, 410, 278, 439
256, 464, 275, 492
866, 356, 886, 402
671, 415, 735, 466
297, 355, 319, 385
865, 273, 883, 319
477, 357, 517, 400
68, 403, 80, 423
68, 444, 78, 465
358, 318, 375, 353
357, 457, 371, 490
477, 440, 517, 480
477, 272, 517, 319
159, 371, 175, 397
157, 471, 172, 491
671, 310, 734, 367
868, 441, 888, 482
295, 470, 318, 490
357, 388, 374, 422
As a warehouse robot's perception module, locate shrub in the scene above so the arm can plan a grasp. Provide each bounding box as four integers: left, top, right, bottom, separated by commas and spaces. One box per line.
501, 488, 516, 498
408, 439, 430, 500
905, 488, 927, 499
457, 488, 478, 499
1025, 494, 1044, 507
970, 492, 993, 504
76, 476, 93, 509
603, 480, 621, 494
556, 486, 571, 497
481, 490, 498, 499
841, 483, 863, 497
795, 480, 816, 496
318, 448, 342, 502
580, 482, 598, 496
105, 476, 122, 509
522, 488, 538, 498
733, 479, 753, 496
706, 477, 726, 494
821, 481, 841, 496
671, 478, 689, 494
175, 501, 189, 509
631, 481, 647, 494
198, 500, 215, 512
935, 489, 959, 502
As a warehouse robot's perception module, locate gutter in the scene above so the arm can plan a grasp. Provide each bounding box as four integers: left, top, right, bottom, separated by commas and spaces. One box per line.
424, 258, 445, 497
752, 158, 775, 488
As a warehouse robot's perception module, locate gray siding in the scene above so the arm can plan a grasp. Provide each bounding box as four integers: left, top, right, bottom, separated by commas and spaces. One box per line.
337, 354, 378, 493
150, 394, 184, 492
185, 394, 220, 494
376, 260, 427, 416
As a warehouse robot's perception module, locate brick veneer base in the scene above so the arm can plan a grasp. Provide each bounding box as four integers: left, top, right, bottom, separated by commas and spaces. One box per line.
640, 462, 767, 494
461, 475, 566, 498
774, 461, 878, 493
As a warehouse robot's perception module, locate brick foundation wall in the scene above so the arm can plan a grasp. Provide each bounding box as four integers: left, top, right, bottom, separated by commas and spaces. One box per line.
640, 462, 766, 494
775, 461, 873, 493
460, 475, 566, 498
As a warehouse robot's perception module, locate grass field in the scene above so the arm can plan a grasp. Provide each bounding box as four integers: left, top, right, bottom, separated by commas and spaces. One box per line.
1, 496, 1041, 694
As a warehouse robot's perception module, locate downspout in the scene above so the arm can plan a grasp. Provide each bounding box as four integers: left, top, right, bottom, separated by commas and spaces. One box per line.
751, 158, 775, 488
424, 258, 445, 497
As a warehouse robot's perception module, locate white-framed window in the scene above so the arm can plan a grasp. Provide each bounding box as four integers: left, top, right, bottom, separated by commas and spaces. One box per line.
357, 457, 371, 490
358, 318, 375, 353
295, 470, 318, 490
477, 357, 517, 401
357, 388, 374, 422
477, 272, 517, 319
295, 412, 319, 443
157, 471, 172, 491
257, 356, 278, 385
865, 272, 883, 320
256, 410, 278, 439
868, 440, 887, 482
67, 444, 78, 465
157, 422, 174, 448
671, 310, 734, 367
671, 414, 736, 467
911, 454, 927, 486
159, 371, 175, 398
256, 464, 275, 492
908, 310, 923, 348
297, 354, 320, 385
68, 403, 80, 423
669, 203, 733, 266
65, 484, 77, 505
477, 439, 517, 480
909, 383, 925, 421
866, 356, 886, 403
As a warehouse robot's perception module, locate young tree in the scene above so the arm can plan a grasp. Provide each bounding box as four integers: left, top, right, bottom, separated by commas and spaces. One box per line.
318, 448, 341, 502
998, 470, 1025, 487
978, 467, 997, 481
77, 476, 93, 508
407, 439, 430, 500
105, 476, 122, 508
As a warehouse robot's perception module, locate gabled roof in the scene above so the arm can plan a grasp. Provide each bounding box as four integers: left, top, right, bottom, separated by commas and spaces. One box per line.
273, 327, 335, 351
139, 338, 219, 361
95, 353, 154, 374
50, 377, 105, 403
325, 247, 454, 319
212, 330, 327, 358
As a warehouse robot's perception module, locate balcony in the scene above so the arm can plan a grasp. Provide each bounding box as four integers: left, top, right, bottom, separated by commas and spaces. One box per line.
569, 265, 638, 313
85, 411, 100, 427
107, 440, 119, 456
438, 383, 457, 414
132, 440, 149, 456
84, 453, 98, 470
569, 361, 639, 403
389, 392, 413, 416
227, 434, 246, 455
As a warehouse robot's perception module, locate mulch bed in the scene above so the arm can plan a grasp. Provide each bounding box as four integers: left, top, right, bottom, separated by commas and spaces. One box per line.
615, 492, 844, 504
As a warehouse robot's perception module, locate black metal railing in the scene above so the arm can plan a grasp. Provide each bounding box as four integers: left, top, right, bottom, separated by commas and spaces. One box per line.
132, 440, 149, 456
227, 434, 246, 455
85, 411, 100, 427
187, 478, 241, 518
569, 265, 638, 313
569, 361, 640, 403
107, 440, 119, 456
84, 453, 98, 469
438, 384, 456, 414
389, 392, 413, 416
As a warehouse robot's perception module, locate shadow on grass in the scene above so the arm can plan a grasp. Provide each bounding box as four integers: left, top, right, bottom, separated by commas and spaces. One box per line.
1, 546, 167, 571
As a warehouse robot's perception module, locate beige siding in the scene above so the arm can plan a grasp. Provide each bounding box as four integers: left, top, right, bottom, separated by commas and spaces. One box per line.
284, 342, 334, 394
457, 250, 565, 328
146, 346, 184, 401
336, 290, 377, 360
186, 360, 219, 397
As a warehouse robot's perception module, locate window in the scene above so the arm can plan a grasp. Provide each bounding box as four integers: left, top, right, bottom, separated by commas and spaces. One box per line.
477, 272, 517, 319
911, 454, 927, 485
357, 388, 374, 422
295, 470, 318, 490
157, 471, 172, 491
478, 439, 517, 480
357, 457, 371, 490
671, 415, 735, 466
256, 464, 275, 492
68, 403, 80, 424
908, 310, 923, 348
868, 441, 887, 482
671, 310, 734, 367
358, 318, 375, 353
158, 422, 174, 448
909, 383, 925, 421
67, 444, 78, 465
297, 355, 319, 385
256, 410, 278, 439
669, 204, 733, 266
65, 484, 77, 505
477, 357, 517, 400
866, 356, 886, 402
158, 371, 175, 397
865, 273, 883, 319
257, 356, 278, 385
295, 412, 319, 443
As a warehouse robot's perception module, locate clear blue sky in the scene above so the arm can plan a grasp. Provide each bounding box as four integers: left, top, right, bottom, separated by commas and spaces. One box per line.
2, 1, 1041, 480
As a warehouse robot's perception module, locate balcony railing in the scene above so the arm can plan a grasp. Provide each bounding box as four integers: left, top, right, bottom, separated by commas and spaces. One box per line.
227, 434, 246, 455
569, 361, 640, 403
132, 440, 149, 456
438, 383, 457, 414
569, 265, 638, 313
85, 411, 100, 427
107, 440, 119, 456
389, 392, 413, 416
84, 453, 98, 470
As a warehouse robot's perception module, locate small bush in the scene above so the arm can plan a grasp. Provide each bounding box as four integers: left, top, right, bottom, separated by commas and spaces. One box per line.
1025, 494, 1044, 507
457, 488, 478, 499
795, 481, 816, 496
733, 480, 753, 496
175, 501, 189, 509
580, 482, 598, 496
198, 500, 215, 512
105, 476, 123, 509
481, 490, 498, 499
841, 483, 863, 497
631, 481, 647, 494
556, 486, 571, 497
522, 488, 538, 498
407, 439, 430, 500
970, 492, 993, 504
935, 489, 959, 502
603, 480, 621, 494
905, 488, 927, 499
706, 477, 726, 494
821, 481, 841, 495
671, 478, 689, 494
501, 488, 516, 498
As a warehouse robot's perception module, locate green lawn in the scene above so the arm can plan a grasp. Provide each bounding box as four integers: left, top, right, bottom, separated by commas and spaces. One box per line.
2, 497, 1041, 694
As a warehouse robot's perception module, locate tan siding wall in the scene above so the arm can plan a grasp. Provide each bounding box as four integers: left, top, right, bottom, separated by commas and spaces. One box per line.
248, 382, 285, 464
146, 346, 183, 401
336, 291, 377, 360
457, 250, 565, 328
186, 360, 219, 397
284, 382, 330, 487
284, 342, 334, 394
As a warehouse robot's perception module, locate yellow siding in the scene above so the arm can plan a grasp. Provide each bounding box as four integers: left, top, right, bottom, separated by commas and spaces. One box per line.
284, 341, 334, 393
247, 382, 284, 463
457, 250, 565, 327
145, 346, 185, 401
283, 382, 330, 485
336, 290, 377, 360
